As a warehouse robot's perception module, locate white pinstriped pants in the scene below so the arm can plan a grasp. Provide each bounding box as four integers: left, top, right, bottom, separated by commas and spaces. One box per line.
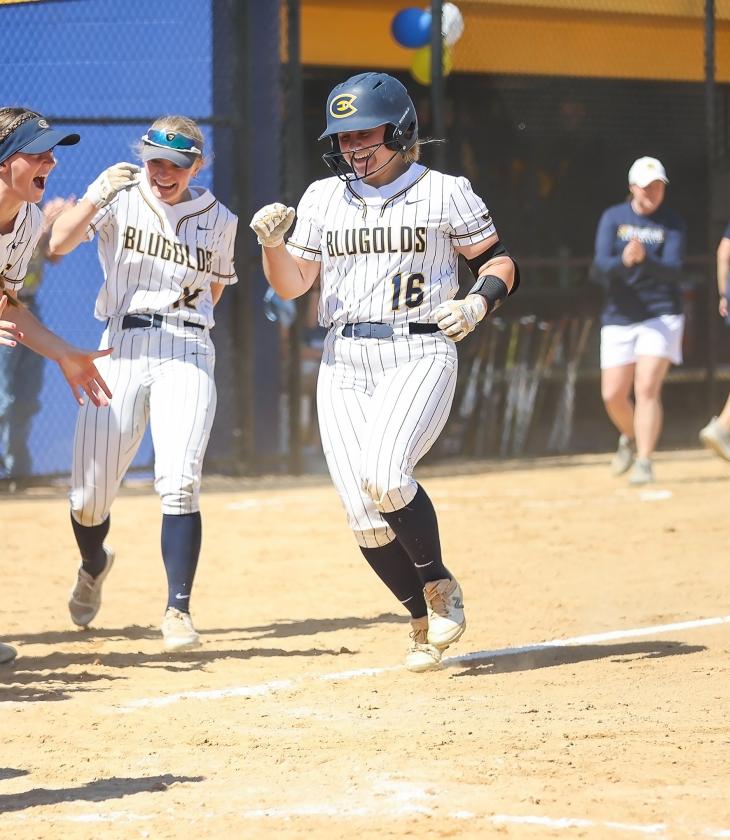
70, 320, 217, 526
317, 328, 457, 548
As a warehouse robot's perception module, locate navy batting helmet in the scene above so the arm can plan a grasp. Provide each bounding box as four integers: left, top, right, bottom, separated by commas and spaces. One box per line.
319, 72, 418, 179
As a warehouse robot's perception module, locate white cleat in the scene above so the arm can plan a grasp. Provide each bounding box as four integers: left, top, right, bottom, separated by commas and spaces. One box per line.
68, 547, 115, 627
404, 616, 442, 673
424, 577, 466, 648
161, 607, 201, 651
699, 416, 730, 461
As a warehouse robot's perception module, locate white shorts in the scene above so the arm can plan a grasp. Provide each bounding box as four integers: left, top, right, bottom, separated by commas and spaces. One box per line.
600, 314, 685, 369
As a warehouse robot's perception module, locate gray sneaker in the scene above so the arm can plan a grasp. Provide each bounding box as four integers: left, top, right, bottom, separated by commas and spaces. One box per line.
0, 642, 17, 665
629, 457, 654, 486
699, 416, 730, 461
611, 434, 636, 475
68, 547, 115, 627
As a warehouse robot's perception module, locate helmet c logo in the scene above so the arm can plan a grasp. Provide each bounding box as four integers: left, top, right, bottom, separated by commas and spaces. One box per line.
330, 94, 358, 119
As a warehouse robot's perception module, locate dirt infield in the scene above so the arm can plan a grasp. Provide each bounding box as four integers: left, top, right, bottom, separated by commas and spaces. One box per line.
1, 449, 729, 839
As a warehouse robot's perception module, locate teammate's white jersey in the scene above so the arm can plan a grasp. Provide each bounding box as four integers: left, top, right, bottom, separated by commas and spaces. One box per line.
88, 172, 238, 327
287, 163, 495, 327
1, 202, 43, 292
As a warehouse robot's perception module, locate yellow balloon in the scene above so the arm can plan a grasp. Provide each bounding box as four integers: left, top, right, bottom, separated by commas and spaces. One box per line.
410, 44, 453, 85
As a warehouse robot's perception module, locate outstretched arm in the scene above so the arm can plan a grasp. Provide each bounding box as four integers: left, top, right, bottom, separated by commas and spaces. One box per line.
0, 294, 23, 347
5, 289, 112, 406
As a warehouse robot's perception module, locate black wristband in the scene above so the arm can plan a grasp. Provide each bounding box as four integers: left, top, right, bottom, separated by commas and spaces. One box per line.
469, 274, 509, 313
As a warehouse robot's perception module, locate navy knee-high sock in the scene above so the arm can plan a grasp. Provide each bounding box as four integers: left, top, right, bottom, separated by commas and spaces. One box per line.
380, 484, 450, 585
359, 539, 427, 619
161, 512, 201, 613
71, 513, 110, 578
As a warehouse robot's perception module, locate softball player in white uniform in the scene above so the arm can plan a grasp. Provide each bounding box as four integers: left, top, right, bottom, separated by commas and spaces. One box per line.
251, 73, 518, 671
1, 106, 113, 665
50, 116, 238, 650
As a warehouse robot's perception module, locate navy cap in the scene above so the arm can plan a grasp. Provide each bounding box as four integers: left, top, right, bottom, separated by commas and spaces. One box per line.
0, 116, 79, 165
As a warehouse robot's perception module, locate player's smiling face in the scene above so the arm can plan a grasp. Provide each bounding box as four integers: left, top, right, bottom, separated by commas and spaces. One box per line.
145, 158, 200, 205
0, 150, 55, 204
337, 125, 404, 186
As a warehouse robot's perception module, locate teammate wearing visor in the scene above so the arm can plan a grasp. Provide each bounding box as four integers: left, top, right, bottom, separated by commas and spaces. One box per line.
251, 73, 519, 672
50, 116, 239, 651
0, 106, 112, 666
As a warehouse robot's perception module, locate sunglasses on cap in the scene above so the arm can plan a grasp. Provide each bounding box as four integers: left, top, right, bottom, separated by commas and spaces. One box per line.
141, 129, 202, 155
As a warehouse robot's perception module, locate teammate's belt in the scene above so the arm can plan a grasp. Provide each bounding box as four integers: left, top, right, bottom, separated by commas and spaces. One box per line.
120, 314, 204, 331
341, 322, 440, 339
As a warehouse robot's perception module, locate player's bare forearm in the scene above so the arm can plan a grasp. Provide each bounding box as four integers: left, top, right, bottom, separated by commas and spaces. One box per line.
9, 296, 112, 406
10, 295, 73, 360
48, 198, 98, 256
262, 245, 318, 300
458, 237, 516, 291
478, 254, 516, 292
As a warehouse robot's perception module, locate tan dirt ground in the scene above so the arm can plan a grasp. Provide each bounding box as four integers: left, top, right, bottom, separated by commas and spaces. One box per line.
1, 449, 729, 839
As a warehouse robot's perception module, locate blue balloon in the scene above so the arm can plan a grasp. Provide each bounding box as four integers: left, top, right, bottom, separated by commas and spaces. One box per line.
391, 8, 431, 49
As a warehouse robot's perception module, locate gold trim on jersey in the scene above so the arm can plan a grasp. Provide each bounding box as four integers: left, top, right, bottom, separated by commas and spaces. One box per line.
344, 168, 431, 219
139, 187, 167, 229
287, 240, 321, 255
345, 183, 367, 219
175, 199, 219, 236
379, 168, 430, 216
450, 220, 495, 240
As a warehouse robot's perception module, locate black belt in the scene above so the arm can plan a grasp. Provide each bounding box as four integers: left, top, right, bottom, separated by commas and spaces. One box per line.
120, 314, 204, 331
341, 322, 440, 339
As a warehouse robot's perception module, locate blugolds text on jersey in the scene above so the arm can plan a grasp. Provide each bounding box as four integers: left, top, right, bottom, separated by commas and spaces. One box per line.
325, 225, 427, 257
123, 225, 213, 272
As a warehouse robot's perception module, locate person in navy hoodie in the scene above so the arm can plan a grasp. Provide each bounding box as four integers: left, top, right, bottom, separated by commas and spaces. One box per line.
591, 156, 686, 485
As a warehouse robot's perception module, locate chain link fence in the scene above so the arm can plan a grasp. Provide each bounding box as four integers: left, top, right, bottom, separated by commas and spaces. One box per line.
0, 0, 286, 483
3, 0, 730, 482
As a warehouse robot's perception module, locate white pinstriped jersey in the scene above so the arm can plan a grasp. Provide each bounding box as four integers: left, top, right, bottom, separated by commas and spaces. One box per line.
286, 163, 495, 327
0, 202, 43, 293
88, 172, 238, 328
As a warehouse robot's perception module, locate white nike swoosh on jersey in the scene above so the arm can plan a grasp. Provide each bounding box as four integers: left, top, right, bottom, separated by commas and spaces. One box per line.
175, 592, 189, 600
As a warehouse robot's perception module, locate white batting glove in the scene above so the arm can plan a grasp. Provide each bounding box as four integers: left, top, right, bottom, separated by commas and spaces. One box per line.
250, 203, 295, 248
84, 162, 141, 208
433, 294, 488, 342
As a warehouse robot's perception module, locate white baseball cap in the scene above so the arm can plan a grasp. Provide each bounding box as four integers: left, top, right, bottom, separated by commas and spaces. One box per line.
628, 156, 669, 188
